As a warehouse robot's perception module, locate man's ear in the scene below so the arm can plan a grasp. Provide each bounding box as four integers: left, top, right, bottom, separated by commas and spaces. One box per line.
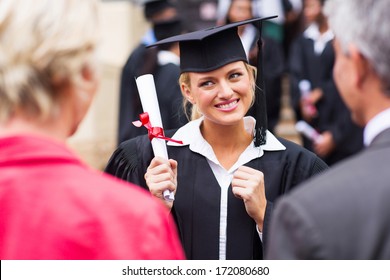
348, 45, 371, 89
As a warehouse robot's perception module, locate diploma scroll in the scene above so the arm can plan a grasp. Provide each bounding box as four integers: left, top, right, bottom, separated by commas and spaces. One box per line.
135, 74, 174, 202
295, 120, 323, 143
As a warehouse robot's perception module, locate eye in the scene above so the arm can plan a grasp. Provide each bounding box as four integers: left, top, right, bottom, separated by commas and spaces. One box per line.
229, 72, 243, 80
199, 80, 214, 88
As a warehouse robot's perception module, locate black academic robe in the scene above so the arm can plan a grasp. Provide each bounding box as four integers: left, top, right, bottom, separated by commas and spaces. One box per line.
118, 43, 146, 145
288, 35, 364, 165
152, 63, 188, 130
105, 131, 328, 260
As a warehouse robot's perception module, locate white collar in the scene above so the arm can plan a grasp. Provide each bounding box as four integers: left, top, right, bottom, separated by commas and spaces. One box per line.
168, 117, 285, 171
364, 107, 390, 146
157, 50, 180, 66
304, 23, 334, 55
168, 116, 285, 151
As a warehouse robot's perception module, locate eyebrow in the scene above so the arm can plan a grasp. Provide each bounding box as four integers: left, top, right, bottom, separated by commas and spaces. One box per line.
194, 65, 245, 81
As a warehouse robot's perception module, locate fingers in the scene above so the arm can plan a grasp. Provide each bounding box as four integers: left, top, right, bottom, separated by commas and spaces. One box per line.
232, 166, 267, 228
144, 157, 178, 201
232, 166, 264, 199
146, 157, 176, 180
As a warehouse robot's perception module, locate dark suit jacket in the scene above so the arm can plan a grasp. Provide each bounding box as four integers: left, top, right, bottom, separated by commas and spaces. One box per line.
266, 128, 390, 259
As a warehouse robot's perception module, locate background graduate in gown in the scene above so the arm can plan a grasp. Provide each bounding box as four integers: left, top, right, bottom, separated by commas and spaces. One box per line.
288, 0, 363, 165
118, 0, 182, 144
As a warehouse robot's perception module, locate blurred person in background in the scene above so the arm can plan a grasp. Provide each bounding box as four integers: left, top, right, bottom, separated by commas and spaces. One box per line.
288, 0, 363, 165
0, 0, 184, 260
267, 0, 390, 259
121, 17, 188, 144
217, 0, 302, 45
217, 0, 303, 64
118, 0, 181, 144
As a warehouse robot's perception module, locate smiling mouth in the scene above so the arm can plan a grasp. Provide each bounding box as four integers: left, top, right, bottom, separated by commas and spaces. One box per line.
216, 99, 239, 109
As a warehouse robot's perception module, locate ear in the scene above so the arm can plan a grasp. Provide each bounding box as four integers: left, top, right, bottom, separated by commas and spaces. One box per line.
81, 63, 98, 90
348, 44, 370, 89
181, 83, 195, 104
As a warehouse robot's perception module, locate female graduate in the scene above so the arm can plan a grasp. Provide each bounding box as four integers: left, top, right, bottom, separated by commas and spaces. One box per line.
105, 17, 328, 260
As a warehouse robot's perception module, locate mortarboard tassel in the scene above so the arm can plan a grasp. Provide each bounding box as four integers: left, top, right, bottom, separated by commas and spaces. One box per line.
253, 21, 267, 147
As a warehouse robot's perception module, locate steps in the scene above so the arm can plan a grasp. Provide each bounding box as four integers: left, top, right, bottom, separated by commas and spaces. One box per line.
274, 75, 303, 145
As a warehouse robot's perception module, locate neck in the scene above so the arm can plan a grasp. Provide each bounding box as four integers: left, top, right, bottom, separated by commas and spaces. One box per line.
362, 90, 390, 126
202, 119, 250, 143
0, 111, 74, 143
200, 119, 252, 169
237, 26, 245, 36
317, 16, 329, 34
170, 43, 180, 57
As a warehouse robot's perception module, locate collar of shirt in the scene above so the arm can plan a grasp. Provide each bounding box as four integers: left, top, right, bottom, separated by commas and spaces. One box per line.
157, 50, 180, 66
304, 23, 334, 55
168, 116, 286, 172
364, 107, 390, 146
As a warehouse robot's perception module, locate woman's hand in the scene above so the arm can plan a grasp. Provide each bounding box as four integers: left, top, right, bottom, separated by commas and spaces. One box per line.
144, 156, 178, 209
314, 131, 335, 157
231, 166, 267, 231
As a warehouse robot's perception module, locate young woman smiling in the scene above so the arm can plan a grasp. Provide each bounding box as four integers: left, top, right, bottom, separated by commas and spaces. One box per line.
105, 17, 328, 260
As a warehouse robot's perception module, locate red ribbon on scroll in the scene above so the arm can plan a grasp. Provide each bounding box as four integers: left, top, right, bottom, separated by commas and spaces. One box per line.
132, 112, 183, 144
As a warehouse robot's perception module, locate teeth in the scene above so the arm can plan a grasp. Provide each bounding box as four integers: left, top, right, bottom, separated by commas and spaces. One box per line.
218, 100, 237, 109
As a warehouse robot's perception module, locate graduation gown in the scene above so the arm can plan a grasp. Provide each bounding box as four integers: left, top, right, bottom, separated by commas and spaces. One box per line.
105, 129, 328, 260
118, 43, 146, 144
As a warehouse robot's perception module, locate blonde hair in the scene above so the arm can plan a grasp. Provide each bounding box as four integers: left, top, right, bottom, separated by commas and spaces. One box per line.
0, 0, 100, 122
179, 62, 257, 121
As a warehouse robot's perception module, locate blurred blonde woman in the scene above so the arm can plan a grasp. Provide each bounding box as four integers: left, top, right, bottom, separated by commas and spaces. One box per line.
0, 0, 184, 260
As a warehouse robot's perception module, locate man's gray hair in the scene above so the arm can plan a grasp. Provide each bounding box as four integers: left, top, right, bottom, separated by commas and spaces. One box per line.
324, 0, 390, 95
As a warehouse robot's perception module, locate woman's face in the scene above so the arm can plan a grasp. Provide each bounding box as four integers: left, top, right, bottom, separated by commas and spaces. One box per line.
228, 0, 252, 22
304, 0, 323, 24
182, 61, 253, 126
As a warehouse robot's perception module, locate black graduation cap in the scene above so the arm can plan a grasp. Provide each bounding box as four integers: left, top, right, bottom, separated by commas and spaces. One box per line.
148, 16, 278, 146
153, 17, 183, 43
143, 0, 175, 20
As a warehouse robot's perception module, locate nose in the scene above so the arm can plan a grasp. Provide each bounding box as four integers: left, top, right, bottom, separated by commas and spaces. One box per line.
218, 80, 234, 100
